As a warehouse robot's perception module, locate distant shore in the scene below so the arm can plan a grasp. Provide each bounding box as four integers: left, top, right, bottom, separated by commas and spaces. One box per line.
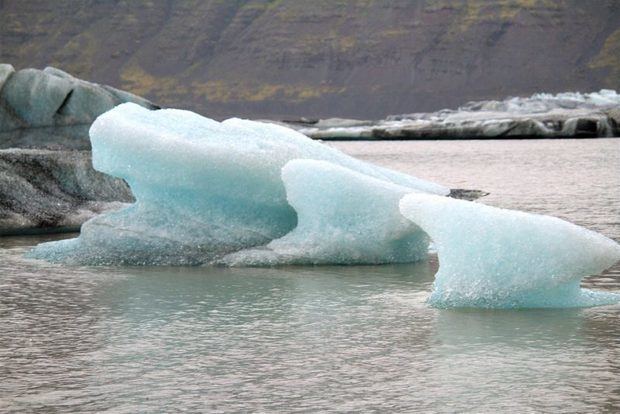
275, 90, 620, 141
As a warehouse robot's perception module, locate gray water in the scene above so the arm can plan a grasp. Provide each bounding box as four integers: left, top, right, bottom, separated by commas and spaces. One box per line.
1, 139, 619, 413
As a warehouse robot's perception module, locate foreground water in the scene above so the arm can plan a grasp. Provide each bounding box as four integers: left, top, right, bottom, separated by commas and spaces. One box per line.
1, 139, 619, 412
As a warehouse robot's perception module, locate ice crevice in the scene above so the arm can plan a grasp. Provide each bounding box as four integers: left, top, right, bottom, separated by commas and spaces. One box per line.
27, 103, 620, 308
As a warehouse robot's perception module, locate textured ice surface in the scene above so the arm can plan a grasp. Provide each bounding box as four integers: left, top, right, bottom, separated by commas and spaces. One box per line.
399, 194, 620, 308
28, 103, 620, 308
29, 103, 446, 265
221, 160, 429, 265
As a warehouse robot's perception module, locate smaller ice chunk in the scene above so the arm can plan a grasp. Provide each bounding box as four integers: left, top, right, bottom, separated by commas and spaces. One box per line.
399, 194, 620, 308
221, 160, 429, 265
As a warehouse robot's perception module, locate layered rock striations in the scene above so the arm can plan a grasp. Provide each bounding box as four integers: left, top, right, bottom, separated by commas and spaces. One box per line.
0, 149, 133, 235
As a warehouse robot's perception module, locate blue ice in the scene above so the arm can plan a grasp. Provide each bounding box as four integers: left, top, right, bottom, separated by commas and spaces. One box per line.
400, 194, 620, 308
29, 103, 445, 266
221, 159, 429, 265
28, 103, 620, 308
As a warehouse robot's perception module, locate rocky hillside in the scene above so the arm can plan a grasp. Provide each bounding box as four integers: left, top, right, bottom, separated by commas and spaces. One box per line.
1, 0, 619, 119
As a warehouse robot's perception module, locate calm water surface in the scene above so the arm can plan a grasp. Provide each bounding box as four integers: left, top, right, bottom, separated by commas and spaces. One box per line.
1, 139, 619, 412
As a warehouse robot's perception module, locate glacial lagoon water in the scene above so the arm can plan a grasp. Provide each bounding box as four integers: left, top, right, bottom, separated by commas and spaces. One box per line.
1, 138, 619, 412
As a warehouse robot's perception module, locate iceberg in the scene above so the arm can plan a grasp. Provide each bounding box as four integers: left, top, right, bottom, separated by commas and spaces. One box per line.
0, 65, 158, 150
29, 103, 446, 265
0, 65, 156, 234
0, 149, 132, 235
399, 194, 620, 308
28, 103, 620, 308
456, 89, 620, 113
285, 89, 620, 140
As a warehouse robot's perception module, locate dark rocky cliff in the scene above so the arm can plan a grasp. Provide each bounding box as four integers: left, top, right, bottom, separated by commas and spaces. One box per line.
1, 0, 619, 119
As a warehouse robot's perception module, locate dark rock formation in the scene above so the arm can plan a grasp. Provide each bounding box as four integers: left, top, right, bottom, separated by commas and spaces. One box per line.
448, 189, 489, 201
0, 64, 158, 149
0, 149, 134, 235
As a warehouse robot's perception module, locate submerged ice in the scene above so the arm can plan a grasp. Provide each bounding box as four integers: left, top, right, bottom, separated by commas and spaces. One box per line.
28, 103, 620, 308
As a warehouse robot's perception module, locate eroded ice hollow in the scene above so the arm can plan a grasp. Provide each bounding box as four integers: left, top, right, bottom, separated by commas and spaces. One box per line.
28, 103, 620, 308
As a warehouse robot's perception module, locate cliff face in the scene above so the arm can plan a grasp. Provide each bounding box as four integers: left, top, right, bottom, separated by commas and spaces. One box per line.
1, 0, 619, 119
